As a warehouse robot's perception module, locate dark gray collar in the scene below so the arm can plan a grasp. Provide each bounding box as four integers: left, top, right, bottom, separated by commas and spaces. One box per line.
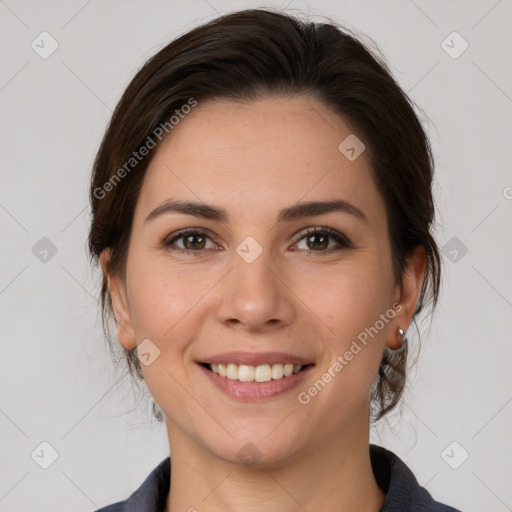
95, 444, 461, 511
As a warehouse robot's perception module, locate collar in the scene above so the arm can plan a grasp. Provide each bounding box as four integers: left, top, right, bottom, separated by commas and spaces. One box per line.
97, 444, 460, 511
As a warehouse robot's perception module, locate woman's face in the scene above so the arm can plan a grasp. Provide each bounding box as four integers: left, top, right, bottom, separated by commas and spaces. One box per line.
103, 96, 423, 466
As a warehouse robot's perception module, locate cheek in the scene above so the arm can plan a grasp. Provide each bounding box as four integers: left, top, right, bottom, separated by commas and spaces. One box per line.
300, 274, 390, 424
308, 256, 391, 335
124, 257, 215, 411
125, 255, 218, 346
305, 257, 392, 384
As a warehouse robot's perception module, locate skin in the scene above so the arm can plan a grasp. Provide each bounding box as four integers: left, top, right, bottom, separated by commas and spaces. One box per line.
100, 96, 426, 512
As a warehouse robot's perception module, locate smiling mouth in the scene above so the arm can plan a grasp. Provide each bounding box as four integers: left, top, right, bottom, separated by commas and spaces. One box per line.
199, 362, 314, 382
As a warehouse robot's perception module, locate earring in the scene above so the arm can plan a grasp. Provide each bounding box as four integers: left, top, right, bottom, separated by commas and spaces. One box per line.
396, 327, 407, 350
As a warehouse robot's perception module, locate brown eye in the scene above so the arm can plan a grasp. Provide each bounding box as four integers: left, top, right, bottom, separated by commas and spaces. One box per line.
294, 227, 352, 252
183, 233, 206, 250
165, 230, 216, 251
306, 233, 329, 250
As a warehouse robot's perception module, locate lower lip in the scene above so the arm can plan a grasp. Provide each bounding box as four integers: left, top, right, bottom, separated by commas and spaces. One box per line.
198, 364, 314, 401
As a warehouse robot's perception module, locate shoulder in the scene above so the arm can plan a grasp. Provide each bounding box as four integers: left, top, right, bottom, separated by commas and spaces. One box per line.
370, 444, 463, 511
93, 457, 171, 512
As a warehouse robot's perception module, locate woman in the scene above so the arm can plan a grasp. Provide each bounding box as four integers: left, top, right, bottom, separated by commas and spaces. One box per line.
89, 8, 461, 512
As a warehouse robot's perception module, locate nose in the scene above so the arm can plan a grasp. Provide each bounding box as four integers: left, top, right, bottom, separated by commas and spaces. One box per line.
216, 245, 296, 333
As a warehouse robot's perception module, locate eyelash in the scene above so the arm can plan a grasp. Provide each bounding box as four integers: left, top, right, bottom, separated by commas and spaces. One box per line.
163, 227, 353, 254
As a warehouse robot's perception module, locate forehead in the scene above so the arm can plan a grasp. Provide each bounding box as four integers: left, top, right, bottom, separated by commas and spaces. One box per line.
135, 96, 385, 226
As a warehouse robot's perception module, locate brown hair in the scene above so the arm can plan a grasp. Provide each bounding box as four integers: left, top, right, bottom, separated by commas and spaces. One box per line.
88, 8, 441, 422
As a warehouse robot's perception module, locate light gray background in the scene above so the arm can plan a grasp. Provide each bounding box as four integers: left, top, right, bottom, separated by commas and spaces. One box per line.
1, 1, 511, 511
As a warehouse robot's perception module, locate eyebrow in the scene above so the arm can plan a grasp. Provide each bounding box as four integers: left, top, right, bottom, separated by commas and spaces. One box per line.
144, 198, 368, 224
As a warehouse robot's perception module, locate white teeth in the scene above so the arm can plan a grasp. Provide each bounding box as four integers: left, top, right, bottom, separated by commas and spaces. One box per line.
238, 365, 255, 382
207, 362, 305, 381
226, 363, 238, 380
254, 364, 272, 382
271, 363, 284, 379
284, 363, 294, 377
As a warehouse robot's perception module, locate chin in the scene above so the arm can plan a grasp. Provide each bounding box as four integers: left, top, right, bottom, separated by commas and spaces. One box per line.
203, 426, 305, 469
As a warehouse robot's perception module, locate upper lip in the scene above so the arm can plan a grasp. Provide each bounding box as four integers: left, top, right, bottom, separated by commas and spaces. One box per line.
198, 351, 314, 366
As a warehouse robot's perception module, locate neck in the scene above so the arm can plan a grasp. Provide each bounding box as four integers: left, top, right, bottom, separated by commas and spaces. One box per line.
164, 415, 385, 512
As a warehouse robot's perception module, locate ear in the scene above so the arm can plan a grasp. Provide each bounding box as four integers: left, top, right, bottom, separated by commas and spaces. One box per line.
386, 245, 427, 350
99, 248, 137, 350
